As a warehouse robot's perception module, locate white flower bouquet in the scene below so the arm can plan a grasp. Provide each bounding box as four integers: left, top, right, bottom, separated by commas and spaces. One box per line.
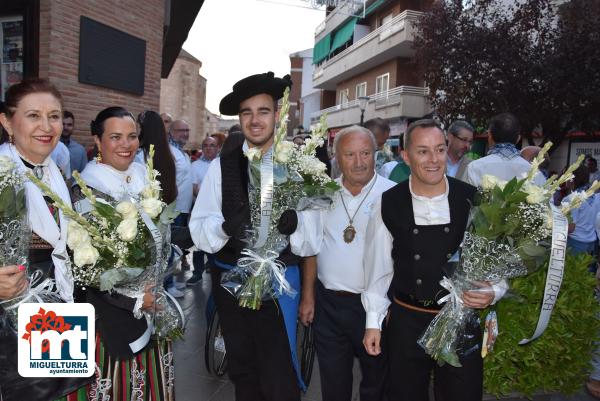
221, 88, 339, 310
418, 143, 600, 367
0, 156, 61, 330
28, 147, 184, 338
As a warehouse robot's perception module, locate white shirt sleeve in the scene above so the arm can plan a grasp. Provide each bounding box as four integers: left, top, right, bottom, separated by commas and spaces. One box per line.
289, 209, 323, 257
361, 196, 393, 330
189, 158, 230, 253
464, 162, 479, 187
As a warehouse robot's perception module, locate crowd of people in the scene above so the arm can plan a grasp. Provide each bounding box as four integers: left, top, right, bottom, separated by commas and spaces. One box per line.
0, 73, 599, 401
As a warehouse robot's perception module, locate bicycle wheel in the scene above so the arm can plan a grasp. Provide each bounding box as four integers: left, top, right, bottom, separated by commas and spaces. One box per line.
205, 311, 227, 377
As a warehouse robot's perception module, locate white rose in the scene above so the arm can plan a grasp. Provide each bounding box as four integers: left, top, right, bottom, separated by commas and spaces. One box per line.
141, 198, 164, 218
244, 147, 262, 162
481, 175, 498, 191
117, 218, 138, 242
73, 243, 100, 267
524, 184, 546, 204
67, 221, 90, 249
115, 201, 138, 219
275, 141, 295, 164
0, 156, 15, 174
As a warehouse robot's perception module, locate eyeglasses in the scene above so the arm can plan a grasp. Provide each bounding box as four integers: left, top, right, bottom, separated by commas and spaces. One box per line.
451, 133, 474, 146
173, 128, 190, 133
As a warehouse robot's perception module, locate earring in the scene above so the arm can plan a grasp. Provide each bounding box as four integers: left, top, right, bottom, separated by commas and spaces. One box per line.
8, 134, 14, 144
96, 150, 102, 163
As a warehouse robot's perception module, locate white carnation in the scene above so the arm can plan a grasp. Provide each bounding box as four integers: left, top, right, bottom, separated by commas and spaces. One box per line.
73, 243, 100, 267
275, 141, 295, 163
244, 147, 262, 162
116, 201, 138, 219
116, 218, 138, 242
67, 221, 90, 250
481, 175, 498, 191
141, 198, 164, 218
524, 184, 546, 204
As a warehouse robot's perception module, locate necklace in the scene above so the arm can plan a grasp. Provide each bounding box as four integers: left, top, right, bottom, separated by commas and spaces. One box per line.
15, 147, 48, 180
339, 175, 377, 243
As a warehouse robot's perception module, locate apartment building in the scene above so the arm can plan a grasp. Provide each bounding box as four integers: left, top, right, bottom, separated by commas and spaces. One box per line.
310, 0, 432, 139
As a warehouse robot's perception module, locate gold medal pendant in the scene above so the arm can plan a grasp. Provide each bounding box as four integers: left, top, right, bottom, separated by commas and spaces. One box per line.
343, 225, 356, 243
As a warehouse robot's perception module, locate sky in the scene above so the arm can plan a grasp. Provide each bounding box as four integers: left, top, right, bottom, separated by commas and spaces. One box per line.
182, 0, 325, 115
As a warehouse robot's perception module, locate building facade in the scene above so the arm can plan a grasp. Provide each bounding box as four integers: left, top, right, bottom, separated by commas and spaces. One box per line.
311, 0, 433, 139
289, 48, 322, 136
160, 49, 207, 150
3, 0, 201, 149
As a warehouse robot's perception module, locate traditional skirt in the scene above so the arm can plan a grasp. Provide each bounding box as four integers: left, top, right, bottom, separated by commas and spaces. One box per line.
56, 333, 174, 401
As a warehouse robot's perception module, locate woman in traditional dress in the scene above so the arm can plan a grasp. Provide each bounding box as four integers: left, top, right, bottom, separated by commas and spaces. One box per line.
0, 79, 90, 401
61, 106, 175, 401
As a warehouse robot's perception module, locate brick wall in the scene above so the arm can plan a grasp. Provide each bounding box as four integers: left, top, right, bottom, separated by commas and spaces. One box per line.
38, 0, 164, 150
160, 52, 207, 150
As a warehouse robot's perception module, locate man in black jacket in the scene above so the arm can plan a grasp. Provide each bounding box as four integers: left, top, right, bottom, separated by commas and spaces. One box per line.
189, 72, 321, 401
361, 119, 498, 401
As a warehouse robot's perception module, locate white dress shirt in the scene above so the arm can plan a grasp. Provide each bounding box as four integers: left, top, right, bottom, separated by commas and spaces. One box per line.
317, 174, 396, 293
446, 158, 460, 178
51, 141, 71, 179
189, 146, 323, 258
465, 153, 546, 187
191, 157, 213, 187
564, 192, 600, 243
362, 176, 506, 330
170, 144, 193, 213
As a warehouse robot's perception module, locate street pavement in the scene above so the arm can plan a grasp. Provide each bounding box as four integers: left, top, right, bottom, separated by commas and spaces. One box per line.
172, 263, 596, 401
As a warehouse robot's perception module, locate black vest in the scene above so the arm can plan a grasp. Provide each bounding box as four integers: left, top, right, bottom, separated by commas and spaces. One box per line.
216, 138, 300, 266
381, 177, 476, 302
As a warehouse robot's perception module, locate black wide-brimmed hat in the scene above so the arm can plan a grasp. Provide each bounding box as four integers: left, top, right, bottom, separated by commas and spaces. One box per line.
219, 71, 292, 116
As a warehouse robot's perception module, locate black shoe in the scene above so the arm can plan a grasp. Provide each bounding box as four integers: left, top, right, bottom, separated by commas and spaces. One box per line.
186, 274, 203, 286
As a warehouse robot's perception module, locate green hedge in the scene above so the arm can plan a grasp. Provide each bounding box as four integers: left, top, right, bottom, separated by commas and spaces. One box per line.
484, 253, 600, 397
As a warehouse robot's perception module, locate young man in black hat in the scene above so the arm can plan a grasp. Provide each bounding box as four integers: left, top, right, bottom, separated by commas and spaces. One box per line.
189, 72, 321, 401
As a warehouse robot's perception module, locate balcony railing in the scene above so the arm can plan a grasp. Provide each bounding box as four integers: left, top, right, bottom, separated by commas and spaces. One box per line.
313, 10, 423, 80
310, 85, 430, 121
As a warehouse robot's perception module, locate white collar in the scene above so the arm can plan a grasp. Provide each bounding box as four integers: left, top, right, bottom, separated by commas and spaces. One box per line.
337, 173, 378, 198
409, 175, 449, 201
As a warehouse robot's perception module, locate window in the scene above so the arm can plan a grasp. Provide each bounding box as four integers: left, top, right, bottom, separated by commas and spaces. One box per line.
375, 73, 389, 94
338, 88, 349, 105
380, 13, 393, 27
355, 82, 367, 99
0, 15, 24, 100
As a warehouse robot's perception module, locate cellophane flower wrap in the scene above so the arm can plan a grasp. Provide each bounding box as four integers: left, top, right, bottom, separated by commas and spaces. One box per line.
28, 146, 184, 339
417, 143, 599, 367
0, 155, 65, 330
221, 87, 339, 310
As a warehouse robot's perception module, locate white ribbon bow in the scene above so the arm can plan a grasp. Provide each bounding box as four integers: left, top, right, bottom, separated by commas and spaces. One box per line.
237, 248, 297, 298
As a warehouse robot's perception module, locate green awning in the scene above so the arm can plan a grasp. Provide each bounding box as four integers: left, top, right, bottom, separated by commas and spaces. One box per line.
365, 0, 385, 17
330, 17, 358, 54
313, 33, 331, 64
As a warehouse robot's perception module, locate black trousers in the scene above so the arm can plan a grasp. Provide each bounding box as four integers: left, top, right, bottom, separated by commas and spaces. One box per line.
211, 268, 300, 401
314, 281, 387, 401
387, 302, 483, 401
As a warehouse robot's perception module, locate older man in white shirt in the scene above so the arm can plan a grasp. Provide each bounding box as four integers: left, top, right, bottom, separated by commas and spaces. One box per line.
299, 125, 394, 401
463, 113, 545, 186
362, 119, 502, 401
169, 119, 194, 221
